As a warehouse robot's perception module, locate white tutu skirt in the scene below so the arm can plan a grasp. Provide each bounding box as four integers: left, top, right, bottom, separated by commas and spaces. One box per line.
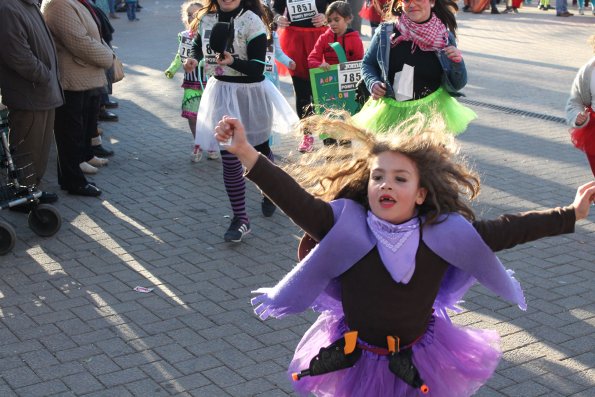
195, 77, 298, 150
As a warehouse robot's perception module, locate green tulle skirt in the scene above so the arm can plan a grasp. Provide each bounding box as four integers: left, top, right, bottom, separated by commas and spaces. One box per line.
351, 87, 476, 135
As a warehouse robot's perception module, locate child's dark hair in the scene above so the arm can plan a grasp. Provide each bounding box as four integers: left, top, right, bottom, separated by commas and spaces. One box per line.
290, 112, 480, 225
387, 0, 459, 37
193, 0, 271, 37
325, 1, 353, 19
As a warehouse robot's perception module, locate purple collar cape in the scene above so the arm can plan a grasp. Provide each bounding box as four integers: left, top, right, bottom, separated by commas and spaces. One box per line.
251, 199, 526, 320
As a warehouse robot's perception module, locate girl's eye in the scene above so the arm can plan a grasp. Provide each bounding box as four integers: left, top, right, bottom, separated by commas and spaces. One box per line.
395, 177, 407, 183
371, 175, 382, 181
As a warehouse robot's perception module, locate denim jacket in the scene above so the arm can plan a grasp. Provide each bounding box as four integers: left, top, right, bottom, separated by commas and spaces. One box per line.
362, 22, 467, 99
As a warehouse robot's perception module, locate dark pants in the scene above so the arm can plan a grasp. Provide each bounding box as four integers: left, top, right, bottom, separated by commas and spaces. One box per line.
126, 1, 137, 20
8, 108, 55, 186
292, 76, 314, 120
54, 90, 100, 190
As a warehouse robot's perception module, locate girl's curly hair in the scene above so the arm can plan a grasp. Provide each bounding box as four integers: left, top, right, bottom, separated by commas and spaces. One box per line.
286, 112, 480, 224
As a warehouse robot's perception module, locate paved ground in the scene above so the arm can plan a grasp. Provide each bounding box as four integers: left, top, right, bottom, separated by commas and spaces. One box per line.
0, 2, 593, 396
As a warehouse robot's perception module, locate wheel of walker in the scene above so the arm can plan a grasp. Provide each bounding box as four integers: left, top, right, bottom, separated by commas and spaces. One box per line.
0, 221, 16, 255
28, 204, 62, 237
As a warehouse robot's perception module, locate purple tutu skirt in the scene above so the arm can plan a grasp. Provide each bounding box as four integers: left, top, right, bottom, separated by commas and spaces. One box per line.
288, 311, 501, 397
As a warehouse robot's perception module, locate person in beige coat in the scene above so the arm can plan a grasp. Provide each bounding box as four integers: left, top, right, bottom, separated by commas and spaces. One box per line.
41, 0, 114, 196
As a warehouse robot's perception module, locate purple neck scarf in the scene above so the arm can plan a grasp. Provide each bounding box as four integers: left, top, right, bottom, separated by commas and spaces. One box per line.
366, 211, 420, 284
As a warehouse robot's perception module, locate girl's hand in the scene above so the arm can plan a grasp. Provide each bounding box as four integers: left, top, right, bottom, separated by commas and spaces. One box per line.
576, 111, 589, 126
444, 46, 462, 63
288, 60, 296, 70
183, 58, 198, 72
371, 81, 387, 100
216, 51, 234, 66
214, 116, 259, 169
311, 13, 326, 27
320, 62, 331, 71
572, 180, 595, 221
275, 15, 290, 28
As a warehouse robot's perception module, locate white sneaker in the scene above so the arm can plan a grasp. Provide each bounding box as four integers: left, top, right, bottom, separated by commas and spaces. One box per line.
191, 145, 202, 163
87, 156, 109, 167
206, 150, 219, 160
80, 162, 98, 174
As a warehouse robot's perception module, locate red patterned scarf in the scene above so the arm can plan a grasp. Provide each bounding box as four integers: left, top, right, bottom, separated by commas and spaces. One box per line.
391, 12, 448, 53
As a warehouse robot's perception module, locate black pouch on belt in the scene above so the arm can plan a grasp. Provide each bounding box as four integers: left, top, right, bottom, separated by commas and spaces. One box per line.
292, 331, 362, 381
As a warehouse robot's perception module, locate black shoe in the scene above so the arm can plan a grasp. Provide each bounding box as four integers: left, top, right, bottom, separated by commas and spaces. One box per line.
68, 184, 102, 197
224, 216, 250, 242
261, 196, 276, 217
512, 7, 518, 13
323, 138, 338, 146
39, 191, 58, 204
491, 6, 500, 13
462, 5, 470, 11
99, 108, 118, 122
102, 100, 119, 109
92, 144, 114, 157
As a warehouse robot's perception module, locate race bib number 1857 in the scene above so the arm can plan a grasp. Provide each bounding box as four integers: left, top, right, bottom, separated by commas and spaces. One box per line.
287, 0, 317, 22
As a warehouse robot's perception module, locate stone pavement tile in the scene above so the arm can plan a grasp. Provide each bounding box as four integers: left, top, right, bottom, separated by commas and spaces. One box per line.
188, 384, 231, 397
14, 379, 68, 397
79, 385, 133, 397
81, 354, 121, 376
235, 360, 286, 381
55, 344, 103, 363
166, 328, 206, 349
16, 323, 61, 342
97, 367, 146, 388
20, 349, 61, 370
124, 378, 169, 396
211, 348, 257, 370
173, 355, 222, 376
139, 360, 183, 383
0, 339, 44, 357
202, 365, 245, 388
34, 362, 84, 382
152, 343, 194, 364
0, 384, 17, 397
1, 365, 41, 389
501, 379, 553, 397
61, 372, 103, 395
535, 372, 591, 396
159, 373, 211, 394
224, 378, 278, 397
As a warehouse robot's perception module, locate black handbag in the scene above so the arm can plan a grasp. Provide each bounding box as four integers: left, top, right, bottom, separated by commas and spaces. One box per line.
355, 78, 370, 106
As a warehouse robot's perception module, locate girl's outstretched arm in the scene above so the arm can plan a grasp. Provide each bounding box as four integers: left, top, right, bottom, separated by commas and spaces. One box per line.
473, 181, 594, 252
572, 180, 595, 220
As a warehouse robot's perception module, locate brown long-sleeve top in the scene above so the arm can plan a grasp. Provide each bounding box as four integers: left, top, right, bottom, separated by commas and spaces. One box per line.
246, 155, 576, 347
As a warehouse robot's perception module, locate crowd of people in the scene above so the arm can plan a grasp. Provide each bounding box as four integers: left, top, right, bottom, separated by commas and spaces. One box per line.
0, 0, 594, 396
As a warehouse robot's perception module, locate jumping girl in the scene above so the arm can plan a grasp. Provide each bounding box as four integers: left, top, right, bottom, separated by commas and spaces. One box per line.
214, 113, 594, 397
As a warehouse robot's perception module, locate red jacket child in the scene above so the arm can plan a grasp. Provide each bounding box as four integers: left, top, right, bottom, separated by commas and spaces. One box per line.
307, 28, 364, 69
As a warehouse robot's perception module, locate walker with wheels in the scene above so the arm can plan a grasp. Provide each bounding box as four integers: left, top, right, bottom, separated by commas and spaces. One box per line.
0, 108, 62, 255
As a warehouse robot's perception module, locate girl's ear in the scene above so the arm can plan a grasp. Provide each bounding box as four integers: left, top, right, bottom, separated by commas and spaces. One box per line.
346, 16, 353, 24
416, 187, 427, 206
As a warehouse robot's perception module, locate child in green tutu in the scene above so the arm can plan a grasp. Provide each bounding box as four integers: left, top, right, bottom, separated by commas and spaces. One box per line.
354, 0, 475, 135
